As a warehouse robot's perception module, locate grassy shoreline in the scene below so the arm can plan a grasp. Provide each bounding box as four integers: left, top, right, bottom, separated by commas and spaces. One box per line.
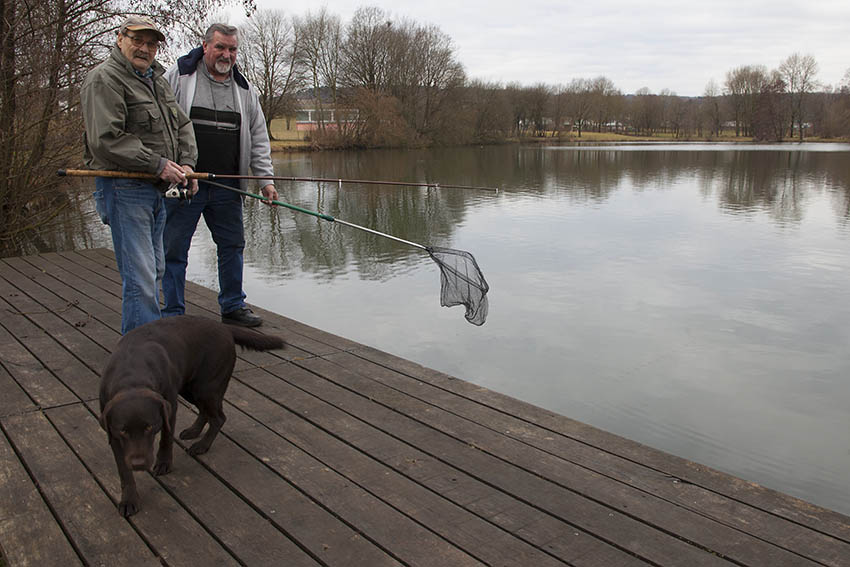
269, 132, 849, 153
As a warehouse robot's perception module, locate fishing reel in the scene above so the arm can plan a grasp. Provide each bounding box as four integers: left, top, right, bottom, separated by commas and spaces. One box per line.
163, 183, 191, 201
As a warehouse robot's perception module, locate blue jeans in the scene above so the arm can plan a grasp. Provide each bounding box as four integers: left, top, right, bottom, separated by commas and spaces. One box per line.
94, 177, 165, 335
162, 180, 246, 317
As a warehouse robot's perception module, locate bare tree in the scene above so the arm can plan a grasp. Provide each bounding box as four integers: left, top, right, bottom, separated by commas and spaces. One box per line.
779, 53, 819, 140
630, 87, 662, 135
240, 9, 303, 136
466, 80, 512, 142
565, 79, 593, 137
413, 25, 466, 139
341, 6, 392, 92
296, 8, 342, 135
724, 65, 768, 137
752, 71, 787, 141
702, 79, 723, 136
589, 76, 620, 132
524, 83, 550, 137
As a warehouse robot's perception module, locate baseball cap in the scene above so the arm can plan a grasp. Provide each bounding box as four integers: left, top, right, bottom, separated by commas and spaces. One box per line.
119, 16, 166, 42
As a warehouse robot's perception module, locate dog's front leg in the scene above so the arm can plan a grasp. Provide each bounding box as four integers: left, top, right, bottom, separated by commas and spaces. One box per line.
110, 438, 139, 517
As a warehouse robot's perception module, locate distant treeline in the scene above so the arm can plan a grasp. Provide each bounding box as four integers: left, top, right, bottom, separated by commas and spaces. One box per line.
237, 7, 850, 147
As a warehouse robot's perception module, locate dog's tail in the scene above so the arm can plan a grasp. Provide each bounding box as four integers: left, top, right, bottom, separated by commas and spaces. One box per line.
228, 327, 286, 351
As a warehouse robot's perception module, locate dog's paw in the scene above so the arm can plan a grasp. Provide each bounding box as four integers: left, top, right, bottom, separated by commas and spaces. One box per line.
152, 460, 172, 476
179, 426, 202, 440
119, 498, 139, 517
187, 441, 210, 456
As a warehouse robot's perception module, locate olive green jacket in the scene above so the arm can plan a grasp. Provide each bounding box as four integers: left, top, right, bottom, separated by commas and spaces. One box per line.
82, 47, 197, 174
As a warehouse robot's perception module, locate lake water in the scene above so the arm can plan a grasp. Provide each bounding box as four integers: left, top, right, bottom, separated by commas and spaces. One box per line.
77, 143, 850, 515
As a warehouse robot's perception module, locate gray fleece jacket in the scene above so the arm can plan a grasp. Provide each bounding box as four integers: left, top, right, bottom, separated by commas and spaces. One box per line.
164, 47, 275, 192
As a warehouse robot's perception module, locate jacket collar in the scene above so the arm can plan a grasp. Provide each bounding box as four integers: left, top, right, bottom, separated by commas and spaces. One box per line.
176, 46, 249, 90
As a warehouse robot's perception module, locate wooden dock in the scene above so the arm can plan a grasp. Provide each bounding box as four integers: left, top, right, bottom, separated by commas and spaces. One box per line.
0, 248, 848, 567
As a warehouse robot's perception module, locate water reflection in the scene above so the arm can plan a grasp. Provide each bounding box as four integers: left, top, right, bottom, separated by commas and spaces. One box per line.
39, 143, 850, 517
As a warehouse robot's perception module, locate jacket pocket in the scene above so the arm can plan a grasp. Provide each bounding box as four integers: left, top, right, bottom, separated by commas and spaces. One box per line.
126, 104, 163, 133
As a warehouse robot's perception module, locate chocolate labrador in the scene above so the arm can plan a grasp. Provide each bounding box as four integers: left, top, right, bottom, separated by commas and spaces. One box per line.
99, 315, 285, 516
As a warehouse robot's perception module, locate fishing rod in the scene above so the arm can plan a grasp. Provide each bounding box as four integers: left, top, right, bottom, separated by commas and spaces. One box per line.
57, 169, 499, 192
57, 168, 490, 325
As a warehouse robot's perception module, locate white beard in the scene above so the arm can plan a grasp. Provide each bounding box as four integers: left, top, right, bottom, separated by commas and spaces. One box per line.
214, 59, 232, 75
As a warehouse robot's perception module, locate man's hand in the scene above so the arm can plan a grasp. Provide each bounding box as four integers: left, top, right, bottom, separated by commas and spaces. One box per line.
159, 160, 189, 185
181, 165, 199, 196
260, 184, 278, 206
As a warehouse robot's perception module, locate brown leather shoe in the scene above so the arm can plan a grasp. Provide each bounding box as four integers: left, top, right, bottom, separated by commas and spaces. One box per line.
221, 307, 262, 327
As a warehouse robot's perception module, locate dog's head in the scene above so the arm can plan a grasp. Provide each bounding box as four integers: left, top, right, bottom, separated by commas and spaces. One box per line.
100, 388, 172, 471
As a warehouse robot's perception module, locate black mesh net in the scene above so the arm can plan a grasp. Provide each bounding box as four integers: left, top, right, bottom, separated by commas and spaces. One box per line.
426, 246, 490, 326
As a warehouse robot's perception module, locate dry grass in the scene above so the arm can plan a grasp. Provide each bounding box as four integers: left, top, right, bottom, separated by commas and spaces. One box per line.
270, 140, 313, 152
547, 130, 753, 143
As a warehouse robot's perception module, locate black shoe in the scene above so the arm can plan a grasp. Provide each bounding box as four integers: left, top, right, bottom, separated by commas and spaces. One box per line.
221, 307, 262, 327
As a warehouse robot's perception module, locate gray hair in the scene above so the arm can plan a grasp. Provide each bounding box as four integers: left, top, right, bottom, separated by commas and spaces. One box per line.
204, 23, 238, 43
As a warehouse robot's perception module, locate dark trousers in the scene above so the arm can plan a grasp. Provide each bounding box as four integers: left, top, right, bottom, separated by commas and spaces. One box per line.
162, 180, 246, 316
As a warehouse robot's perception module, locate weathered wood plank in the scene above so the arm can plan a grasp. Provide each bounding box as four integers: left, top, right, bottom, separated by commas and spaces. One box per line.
0, 278, 100, 401
233, 364, 649, 567
297, 355, 817, 566
327, 351, 850, 565
0, 424, 81, 567
217, 387, 485, 567
46, 403, 240, 567
0, 364, 35, 418
0, 259, 112, 372
173, 403, 403, 567
2, 411, 159, 566
0, 302, 78, 409
349, 346, 850, 546
224, 376, 567, 567
12, 255, 122, 340
246, 361, 731, 566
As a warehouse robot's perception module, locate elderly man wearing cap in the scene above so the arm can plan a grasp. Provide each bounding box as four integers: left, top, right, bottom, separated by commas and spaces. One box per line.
81, 16, 198, 334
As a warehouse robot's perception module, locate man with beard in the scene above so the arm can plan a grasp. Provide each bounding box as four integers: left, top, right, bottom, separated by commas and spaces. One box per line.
163, 23, 278, 327
82, 16, 198, 334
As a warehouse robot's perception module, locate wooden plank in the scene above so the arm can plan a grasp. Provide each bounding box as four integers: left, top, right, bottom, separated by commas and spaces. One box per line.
216, 387, 485, 567
223, 378, 565, 567
329, 351, 850, 565
12, 255, 123, 339
0, 259, 112, 372
0, 364, 35, 418
0, 424, 81, 567
38, 252, 122, 305
145, 421, 321, 566
172, 403, 402, 567
297, 355, 816, 566
233, 365, 648, 567
46, 403, 240, 567
245, 361, 729, 566
0, 281, 100, 401
2, 411, 159, 566
0, 309, 78, 409
350, 346, 850, 545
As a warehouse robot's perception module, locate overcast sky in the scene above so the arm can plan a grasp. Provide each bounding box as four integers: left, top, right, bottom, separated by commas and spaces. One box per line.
232, 0, 850, 96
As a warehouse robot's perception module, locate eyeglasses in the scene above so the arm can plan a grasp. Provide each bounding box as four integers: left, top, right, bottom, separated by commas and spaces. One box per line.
123, 32, 161, 50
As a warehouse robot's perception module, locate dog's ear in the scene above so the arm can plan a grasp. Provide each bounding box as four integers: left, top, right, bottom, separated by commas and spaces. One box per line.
99, 407, 110, 432
159, 397, 172, 436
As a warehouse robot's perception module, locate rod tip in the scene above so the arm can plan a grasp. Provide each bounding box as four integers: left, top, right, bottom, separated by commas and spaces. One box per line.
57, 169, 67, 176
